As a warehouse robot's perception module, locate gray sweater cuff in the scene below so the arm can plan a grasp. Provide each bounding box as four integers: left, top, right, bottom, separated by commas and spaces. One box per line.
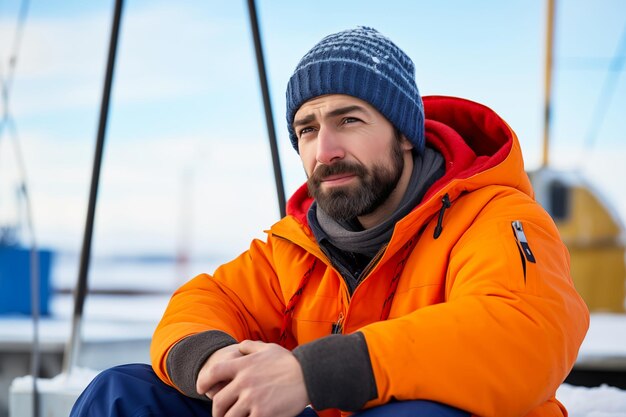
292, 332, 378, 411
166, 330, 237, 400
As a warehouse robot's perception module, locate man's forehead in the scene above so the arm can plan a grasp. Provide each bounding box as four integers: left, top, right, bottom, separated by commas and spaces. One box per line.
294, 94, 374, 119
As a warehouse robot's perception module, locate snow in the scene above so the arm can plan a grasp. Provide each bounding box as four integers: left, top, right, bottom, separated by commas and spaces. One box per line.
577, 313, 626, 364
558, 384, 626, 416
10, 369, 99, 395
0, 297, 165, 349
557, 313, 626, 415
9, 369, 100, 417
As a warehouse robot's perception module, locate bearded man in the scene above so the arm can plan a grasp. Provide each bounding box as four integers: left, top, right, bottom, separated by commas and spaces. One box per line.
71, 26, 589, 417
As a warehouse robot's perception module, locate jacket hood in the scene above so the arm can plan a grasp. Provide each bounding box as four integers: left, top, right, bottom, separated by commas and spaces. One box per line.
286, 95, 532, 224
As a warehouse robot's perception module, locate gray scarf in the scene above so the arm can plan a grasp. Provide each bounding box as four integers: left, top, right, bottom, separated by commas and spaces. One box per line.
313, 147, 444, 258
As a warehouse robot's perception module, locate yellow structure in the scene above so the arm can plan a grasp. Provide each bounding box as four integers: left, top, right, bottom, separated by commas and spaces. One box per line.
530, 168, 626, 312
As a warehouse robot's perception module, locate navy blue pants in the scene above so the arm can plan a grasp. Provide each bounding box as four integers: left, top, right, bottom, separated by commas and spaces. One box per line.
70, 364, 469, 417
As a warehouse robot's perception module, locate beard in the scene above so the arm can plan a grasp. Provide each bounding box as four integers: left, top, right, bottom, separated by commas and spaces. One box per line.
307, 139, 405, 222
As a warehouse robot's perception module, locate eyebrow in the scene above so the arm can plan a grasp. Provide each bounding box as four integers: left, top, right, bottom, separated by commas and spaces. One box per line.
293, 105, 368, 129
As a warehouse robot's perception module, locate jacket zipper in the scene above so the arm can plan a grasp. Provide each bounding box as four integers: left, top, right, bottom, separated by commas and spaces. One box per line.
331, 246, 386, 335
511, 220, 536, 282
433, 194, 451, 239
356, 244, 387, 286
331, 312, 344, 334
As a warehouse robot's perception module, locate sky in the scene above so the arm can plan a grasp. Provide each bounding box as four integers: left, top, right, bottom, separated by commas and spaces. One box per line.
0, 0, 625, 267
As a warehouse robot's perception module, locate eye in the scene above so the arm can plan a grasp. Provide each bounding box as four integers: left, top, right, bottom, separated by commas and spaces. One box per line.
342, 117, 361, 125
299, 126, 315, 138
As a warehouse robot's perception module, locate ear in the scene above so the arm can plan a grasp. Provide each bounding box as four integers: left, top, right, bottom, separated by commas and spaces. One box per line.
399, 134, 414, 151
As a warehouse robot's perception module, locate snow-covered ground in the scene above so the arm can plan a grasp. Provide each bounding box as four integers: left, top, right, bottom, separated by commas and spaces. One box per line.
556, 312, 626, 415
577, 313, 626, 367
558, 384, 626, 416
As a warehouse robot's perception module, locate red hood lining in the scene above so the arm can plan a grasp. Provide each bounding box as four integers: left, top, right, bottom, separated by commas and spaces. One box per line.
286, 183, 312, 223
424, 95, 512, 166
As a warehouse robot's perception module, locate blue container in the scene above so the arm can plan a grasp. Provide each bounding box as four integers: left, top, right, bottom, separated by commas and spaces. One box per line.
0, 246, 53, 316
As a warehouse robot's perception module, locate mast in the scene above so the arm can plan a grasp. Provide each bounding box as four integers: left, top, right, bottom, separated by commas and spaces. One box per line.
62, 0, 124, 375
541, 0, 555, 168
246, 0, 287, 218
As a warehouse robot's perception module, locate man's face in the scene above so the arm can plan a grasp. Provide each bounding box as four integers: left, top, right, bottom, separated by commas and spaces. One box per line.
294, 94, 412, 221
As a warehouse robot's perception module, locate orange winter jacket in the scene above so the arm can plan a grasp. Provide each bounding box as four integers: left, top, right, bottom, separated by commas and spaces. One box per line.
151, 96, 589, 417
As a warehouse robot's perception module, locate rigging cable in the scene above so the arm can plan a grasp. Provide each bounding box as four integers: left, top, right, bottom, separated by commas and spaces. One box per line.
2, 0, 29, 105
246, 0, 286, 218
0, 1, 39, 417
579, 22, 626, 167
62, 0, 125, 377
0, 0, 30, 131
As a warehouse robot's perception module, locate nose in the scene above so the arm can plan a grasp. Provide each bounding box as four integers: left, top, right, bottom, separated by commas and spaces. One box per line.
316, 126, 345, 165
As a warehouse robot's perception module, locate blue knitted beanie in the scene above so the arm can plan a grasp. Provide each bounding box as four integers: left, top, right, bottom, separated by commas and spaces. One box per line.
286, 26, 425, 154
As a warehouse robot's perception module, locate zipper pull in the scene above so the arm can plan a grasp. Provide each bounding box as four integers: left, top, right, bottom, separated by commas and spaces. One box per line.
331, 312, 344, 334
433, 194, 451, 239
512, 221, 536, 263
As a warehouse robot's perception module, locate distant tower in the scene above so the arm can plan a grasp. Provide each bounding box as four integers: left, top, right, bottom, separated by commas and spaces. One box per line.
176, 168, 194, 285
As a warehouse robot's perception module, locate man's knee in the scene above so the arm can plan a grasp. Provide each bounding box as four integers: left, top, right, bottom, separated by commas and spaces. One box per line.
71, 364, 168, 417
81, 364, 162, 396
71, 363, 214, 417
95, 363, 155, 383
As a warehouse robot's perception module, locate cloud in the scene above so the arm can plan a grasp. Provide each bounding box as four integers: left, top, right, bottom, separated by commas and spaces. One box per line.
8, 2, 256, 118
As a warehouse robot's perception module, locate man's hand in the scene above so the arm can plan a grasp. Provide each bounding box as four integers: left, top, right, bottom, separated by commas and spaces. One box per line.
197, 340, 310, 417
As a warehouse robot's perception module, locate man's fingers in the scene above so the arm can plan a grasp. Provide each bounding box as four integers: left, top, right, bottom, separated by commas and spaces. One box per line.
197, 359, 238, 395
211, 381, 240, 417
205, 380, 228, 400
237, 339, 267, 355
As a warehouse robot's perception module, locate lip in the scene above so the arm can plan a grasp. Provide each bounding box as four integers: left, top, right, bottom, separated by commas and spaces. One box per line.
321, 173, 357, 186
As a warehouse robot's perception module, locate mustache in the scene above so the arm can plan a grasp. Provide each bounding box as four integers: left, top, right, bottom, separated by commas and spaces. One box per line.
309, 161, 367, 185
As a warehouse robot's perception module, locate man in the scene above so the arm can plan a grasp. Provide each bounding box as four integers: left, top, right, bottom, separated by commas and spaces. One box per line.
71, 27, 589, 417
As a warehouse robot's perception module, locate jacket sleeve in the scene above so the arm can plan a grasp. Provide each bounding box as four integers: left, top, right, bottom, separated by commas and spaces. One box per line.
150, 236, 286, 388
359, 198, 590, 416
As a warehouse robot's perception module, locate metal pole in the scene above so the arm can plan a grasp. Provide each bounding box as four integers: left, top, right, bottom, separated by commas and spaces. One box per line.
541, 0, 555, 168
246, 0, 287, 218
63, 0, 124, 374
